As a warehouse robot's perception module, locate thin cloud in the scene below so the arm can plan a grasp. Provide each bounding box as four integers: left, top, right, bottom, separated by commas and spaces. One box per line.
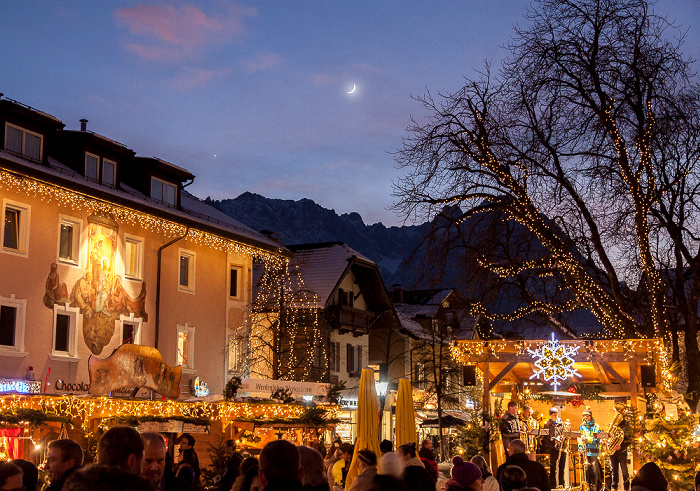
242, 53, 282, 73
171, 67, 231, 90
115, 4, 256, 61
312, 74, 335, 86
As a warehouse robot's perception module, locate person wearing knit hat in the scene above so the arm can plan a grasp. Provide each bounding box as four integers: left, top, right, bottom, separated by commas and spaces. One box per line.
579, 406, 601, 491
631, 462, 669, 491
445, 456, 483, 491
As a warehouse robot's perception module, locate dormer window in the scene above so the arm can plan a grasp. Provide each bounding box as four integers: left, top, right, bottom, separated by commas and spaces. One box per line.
4, 123, 42, 162
102, 159, 115, 186
151, 177, 177, 206
85, 152, 116, 187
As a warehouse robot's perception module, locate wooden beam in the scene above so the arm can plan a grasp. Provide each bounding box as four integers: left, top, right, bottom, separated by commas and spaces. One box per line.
592, 361, 611, 385
488, 362, 517, 390
461, 352, 649, 364
598, 361, 626, 385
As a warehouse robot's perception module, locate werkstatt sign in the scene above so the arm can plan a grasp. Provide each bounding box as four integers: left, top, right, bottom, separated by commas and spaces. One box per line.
239, 378, 328, 399
88, 344, 182, 398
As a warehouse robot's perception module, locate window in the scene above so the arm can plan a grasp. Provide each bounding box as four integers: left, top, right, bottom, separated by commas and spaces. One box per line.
124, 234, 144, 280
2, 199, 30, 256
329, 342, 340, 372
339, 289, 353, 307
414, 363, 427, 389
52, 304, 79, 358
357, 345, 363, 372
85, 153, 117, 186
4, 123, 42, 161
178, 249, 195, 293
0, 295, 26, 355
85, 153, 99, 180
229, 266, 241, 298
102, 159, 116, 186
347, 344, 355, 373
227, 332, 240, 372
177, 323, 195, 369
151, 178, 177, 206
58, 216, 81, 265
119, 315, 142, 345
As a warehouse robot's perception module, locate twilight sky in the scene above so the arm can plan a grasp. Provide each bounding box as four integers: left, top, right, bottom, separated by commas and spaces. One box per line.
2, 1, 699, 226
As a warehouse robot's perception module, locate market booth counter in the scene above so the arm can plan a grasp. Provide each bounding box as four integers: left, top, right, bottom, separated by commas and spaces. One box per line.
0, 343, 339, 486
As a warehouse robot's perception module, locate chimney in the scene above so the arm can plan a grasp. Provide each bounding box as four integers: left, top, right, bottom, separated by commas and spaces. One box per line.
80, 119, 88, 132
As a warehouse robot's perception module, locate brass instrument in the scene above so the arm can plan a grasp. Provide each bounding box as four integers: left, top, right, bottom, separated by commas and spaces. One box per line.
554, 419, 570, 450
603, 412, 625, 455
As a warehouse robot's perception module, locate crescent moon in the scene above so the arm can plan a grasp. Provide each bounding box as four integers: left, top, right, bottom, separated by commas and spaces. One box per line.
347, 84, 356, 94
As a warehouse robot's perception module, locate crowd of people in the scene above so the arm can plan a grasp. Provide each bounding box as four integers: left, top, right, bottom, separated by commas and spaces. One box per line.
0, 425, 694, 491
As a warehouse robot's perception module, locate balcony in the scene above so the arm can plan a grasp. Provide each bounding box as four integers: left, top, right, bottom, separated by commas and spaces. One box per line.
325, 305, 372, 335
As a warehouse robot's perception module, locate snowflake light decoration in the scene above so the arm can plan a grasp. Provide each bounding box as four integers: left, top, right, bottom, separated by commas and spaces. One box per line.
527, 334, 581, 391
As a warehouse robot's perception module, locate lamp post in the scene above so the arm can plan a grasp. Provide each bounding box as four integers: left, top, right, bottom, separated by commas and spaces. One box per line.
376, 363, 389, 440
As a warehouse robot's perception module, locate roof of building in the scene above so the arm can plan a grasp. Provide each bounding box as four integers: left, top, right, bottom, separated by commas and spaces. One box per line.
288, 242, 377, 308
0, 149, 285, 255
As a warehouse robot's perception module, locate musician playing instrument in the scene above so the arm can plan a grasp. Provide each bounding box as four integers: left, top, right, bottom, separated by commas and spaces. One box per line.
519, 405, 538, 460
578, 406, 601, 491
607, 403, 631, 491
543, 407, 566, 489
500, 400, 524, 453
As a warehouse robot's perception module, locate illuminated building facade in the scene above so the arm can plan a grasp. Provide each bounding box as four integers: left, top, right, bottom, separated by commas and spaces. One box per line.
0, 94, 286, 398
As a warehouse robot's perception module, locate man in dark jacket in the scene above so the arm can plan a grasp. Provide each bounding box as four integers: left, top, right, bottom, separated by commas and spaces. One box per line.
608, 403, 631, 491
140, 432, 191, 491
44, 439, 83, 491
496, 440, 550, 491
219, 440, 244, 491
259, 440, 303, 491
499, 401, 523, 454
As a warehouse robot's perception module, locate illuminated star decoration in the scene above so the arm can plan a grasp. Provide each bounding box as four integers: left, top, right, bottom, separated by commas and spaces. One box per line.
527, 334, 581, 392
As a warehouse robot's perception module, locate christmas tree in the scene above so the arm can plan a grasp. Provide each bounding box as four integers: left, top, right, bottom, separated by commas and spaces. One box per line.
637, 391, 700, 490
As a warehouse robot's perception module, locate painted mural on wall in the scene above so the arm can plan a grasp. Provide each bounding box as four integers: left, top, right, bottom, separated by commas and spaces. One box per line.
88, 343, 181, 398
42, 211, 148, 355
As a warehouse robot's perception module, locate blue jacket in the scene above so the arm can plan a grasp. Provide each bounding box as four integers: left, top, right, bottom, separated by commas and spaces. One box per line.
579, 420, 601, 456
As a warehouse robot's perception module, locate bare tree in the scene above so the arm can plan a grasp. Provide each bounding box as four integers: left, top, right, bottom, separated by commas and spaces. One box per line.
401, 297, 470, 459
394, 0, 700, 404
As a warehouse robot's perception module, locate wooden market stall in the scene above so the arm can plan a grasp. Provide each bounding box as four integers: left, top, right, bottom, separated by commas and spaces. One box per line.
451, 337, 669, 475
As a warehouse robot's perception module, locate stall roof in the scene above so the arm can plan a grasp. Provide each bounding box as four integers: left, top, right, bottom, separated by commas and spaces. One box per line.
451, 337, 668, 394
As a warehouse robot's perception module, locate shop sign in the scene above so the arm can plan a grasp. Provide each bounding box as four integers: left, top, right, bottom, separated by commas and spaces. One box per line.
88, 344, 181, 398
0, 379, 41, 394
54, 380, 90, 393
239, 378, 328, 399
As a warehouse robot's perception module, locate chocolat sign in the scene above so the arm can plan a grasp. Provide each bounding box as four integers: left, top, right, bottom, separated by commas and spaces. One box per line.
54, 380, 90, 393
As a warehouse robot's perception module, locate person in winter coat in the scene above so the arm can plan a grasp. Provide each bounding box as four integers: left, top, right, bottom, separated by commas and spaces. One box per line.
444, 457, 483, 491
578, 406, 601, 491
499, 401, 523, 454
470, 455, 498, 491
630, 462, 669, 491
397, 442, 434, 491
347, 449, 377, 491
418, 440, 438, 483
496, 440, 550, 491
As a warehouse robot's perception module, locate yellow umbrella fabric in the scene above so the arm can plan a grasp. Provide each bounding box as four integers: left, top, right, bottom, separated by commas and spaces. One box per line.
345, 368, 381, 490
395, 378, 417, 447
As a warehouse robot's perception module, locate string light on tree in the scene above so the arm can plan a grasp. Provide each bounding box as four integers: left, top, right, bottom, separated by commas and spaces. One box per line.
527, 334, 582, 392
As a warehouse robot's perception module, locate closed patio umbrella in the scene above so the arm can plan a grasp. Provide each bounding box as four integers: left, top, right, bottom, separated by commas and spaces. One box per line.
345, 368, 381, 490
395, 378, 417, 447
